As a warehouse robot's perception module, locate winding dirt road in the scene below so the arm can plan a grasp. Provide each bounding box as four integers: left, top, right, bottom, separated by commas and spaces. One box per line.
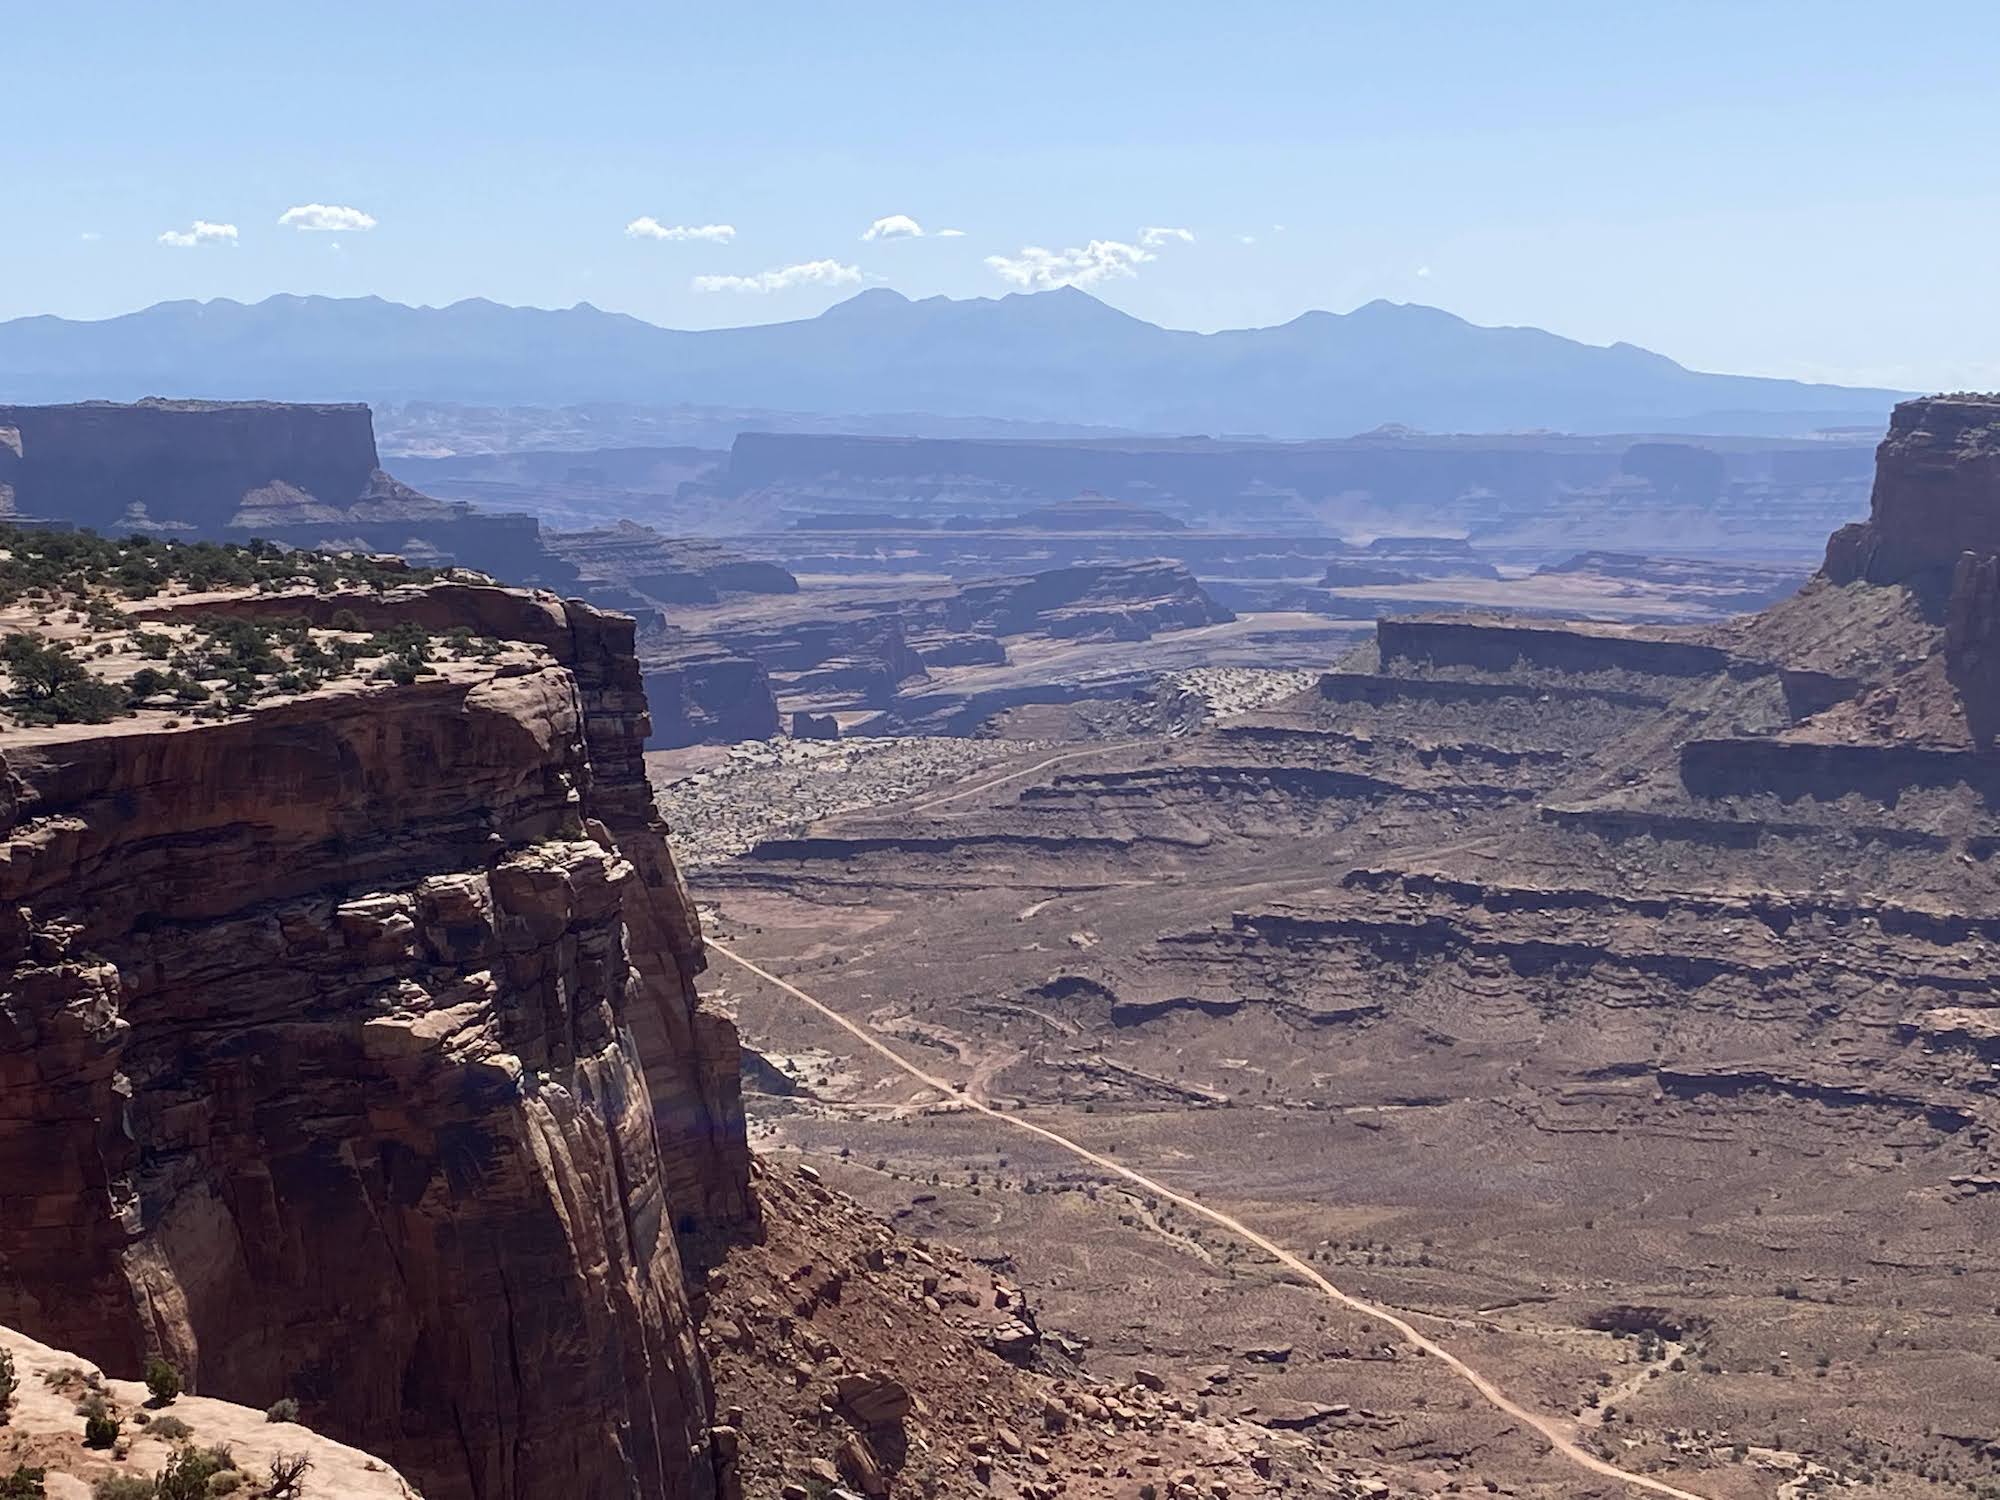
709, 938, 1714, 1500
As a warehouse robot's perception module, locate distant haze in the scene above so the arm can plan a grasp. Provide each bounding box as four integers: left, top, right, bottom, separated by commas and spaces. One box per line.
0, 288, 1906, 439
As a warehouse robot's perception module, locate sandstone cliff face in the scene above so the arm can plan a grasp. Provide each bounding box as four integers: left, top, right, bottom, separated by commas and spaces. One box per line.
1946, 550, 2000, 745
0, 400, 571, 588
1812, 395, 2000, 745
0, 584, 750, 1500
1824, 395, 2000, 587
0, 400, 380, 532
545, 523, 800, 605
641, 645, 783, 750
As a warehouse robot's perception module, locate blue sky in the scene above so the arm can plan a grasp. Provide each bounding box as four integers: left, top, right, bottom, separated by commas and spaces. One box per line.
6, 0, 1997, 388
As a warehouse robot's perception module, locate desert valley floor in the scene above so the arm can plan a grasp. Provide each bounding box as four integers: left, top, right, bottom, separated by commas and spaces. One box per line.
660, 417, 2000, 1498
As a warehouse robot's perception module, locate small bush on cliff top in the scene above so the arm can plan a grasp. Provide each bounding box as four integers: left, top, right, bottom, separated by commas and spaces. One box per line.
143, 1357, 182, 1407
0, 1467, 44, 1499
0, 1345, 15, 1412
82, 1407, 120, 1448
89, 1478, 151, 1500
263, 1398, 298, 1425
151, 1445, 237, 1500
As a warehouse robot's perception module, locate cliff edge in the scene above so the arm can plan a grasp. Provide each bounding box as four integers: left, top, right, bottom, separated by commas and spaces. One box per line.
0, 535, 750, 1499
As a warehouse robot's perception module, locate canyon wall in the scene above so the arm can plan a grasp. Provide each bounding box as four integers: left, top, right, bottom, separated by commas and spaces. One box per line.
1825, 395, 2000, 587
715, 429, 1876, 549
0, 399, 568, 587
0, 583, 750, 1500
0, 399, 381, 531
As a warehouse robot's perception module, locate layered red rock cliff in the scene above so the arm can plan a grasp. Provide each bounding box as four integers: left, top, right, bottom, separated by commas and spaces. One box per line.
0, 583, 751, 1500
1824, 395, 2000, 588
1822, 394, 2000, 744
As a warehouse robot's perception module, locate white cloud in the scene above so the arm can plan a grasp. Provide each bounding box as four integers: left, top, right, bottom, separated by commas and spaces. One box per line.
1139, 225, 1194, 247
626, 217, 736, 242
158, 220, 238, 248
279, 203, 376, 233
692, 258, 863, 294
863, 213, 925, 242
1236, 233, 1258, 245
79, 231, 101, 242
985, 239, 1155, 291
936, 227, 967, 238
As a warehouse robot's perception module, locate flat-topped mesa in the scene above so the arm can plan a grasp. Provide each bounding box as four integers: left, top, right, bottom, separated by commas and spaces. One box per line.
0, 399, 380, 531
544, 522, 801, 605
1825, 394, 2000, 587
0, 399, 564, 585
0, 580, 750, 1500
1376, 616, 1737, 679
947, 558, 1234, 640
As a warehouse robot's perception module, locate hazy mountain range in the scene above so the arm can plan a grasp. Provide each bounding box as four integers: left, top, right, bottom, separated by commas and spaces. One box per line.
0, 287, 1907, 438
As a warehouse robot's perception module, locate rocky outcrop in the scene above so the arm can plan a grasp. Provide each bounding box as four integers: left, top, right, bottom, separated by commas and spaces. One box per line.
642, 642, 782, 750
943, 559, 1233, 641
702, 1161, 1303, 1500
0, 399, 380, 532
0, 583, 750, 1500
653, 561, 1233, 731
0, 399, 570, 587
791, 711, 840, 741
0, 1324, 420, 1498
1824, 395, 2000, 587
1376, 617, 1735, 678
546, 522, 799, 606
1946, 550, 2000, 745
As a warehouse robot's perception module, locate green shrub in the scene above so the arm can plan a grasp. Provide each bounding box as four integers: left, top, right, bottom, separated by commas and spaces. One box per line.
0, 1345, 14, 1411
264, 1397, 298, 1425
1, 634, 127, 725
127, 667, 170, 701
143, 1358, 182, 1407
0, 1466, 45, 1499
206, 1474, 241, 1496
90, 1478, 153, 1500
148, 1416, 193, 1442
0, 525, 437, 614
153, 1444, 235, 1500
83, 1409, 121, 1448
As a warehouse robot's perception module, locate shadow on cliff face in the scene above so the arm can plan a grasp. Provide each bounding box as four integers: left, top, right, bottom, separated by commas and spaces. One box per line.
1946, 551, 2000, 748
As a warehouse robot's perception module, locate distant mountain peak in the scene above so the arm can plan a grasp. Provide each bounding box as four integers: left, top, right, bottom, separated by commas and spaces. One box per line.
818, 287, 912, 318
0, 287, 1908, 436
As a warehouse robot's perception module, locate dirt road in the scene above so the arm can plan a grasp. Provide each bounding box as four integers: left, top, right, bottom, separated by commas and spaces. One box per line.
710, 938, 1715, 1500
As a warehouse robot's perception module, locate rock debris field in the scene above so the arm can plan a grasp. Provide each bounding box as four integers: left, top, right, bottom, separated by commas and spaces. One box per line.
650, 735, 1052, 869
648, 668, 1320, 869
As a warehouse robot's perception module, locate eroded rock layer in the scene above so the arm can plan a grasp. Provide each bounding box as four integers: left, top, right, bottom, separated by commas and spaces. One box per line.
0, 583, 750, 1500
695, 395, 2000, 1499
